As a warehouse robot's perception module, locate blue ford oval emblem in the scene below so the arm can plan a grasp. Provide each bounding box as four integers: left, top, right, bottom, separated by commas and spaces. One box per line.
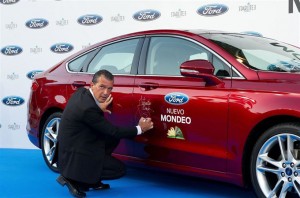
26, 70, 43, 80
77, 14, 103, 25
25, 18, 49, 29
1, 45, 22, 56
2, 96, 25, 106
164, 92, 189, 105
133, 9, 161, 22
197, 4, 229, 16
0, 0, 19, 5
50, 43, 74, 54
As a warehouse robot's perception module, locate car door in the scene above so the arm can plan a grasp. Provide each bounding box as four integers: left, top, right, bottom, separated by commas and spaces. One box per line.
132, 36, 231, 172
66, 38, 143, 156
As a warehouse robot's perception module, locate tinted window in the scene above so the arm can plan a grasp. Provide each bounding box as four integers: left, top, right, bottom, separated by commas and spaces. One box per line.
146, 37, 212, 76
203, 33, 300, 72
68, 49, 97, 72
87, 39, 139, 74
212, 55, 238, 77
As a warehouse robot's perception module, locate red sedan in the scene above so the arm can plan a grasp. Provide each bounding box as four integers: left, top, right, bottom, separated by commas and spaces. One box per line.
27, 29, 300, 198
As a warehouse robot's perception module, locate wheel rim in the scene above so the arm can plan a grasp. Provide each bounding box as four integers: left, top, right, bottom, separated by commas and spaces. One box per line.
256, 133, 300, 197
43, 117, 60, 168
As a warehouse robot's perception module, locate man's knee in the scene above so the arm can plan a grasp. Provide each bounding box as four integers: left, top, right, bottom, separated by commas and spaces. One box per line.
101, 156, 126, 180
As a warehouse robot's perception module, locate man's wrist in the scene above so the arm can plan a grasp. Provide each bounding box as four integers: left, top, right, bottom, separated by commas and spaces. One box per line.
136, 125, 142, 135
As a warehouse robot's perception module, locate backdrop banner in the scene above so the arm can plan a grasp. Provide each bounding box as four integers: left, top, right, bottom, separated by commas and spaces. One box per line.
1, 0, 300, 149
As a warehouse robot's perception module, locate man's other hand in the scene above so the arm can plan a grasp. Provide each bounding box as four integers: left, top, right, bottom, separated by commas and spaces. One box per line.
99, 94, 113, 114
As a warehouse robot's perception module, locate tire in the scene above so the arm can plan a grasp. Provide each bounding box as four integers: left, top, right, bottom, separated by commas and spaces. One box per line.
41, 112, 62, 172
250, 123, 300, 198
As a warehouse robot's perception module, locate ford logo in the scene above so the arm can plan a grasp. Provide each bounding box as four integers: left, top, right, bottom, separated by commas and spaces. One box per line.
50, 43, 74, 54
2, 96, 25, 106
0, 0, 19, 5
25, 18, 49, 29
77, 14, 103, 25
197, 4, 229, 16
1, 45, 22, 56
26, 70, 43, 80
133, 9, 161, 22
164, 92, 189, 105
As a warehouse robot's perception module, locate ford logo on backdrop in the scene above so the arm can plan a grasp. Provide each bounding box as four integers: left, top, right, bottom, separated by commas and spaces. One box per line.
2, 96, 25, 106
25, 18, 49, 29
0, 0, 19, 5
50, 43, 73, 54
1, 45, 22, 56
133, 9, 161, 22
197, 4, 229, 16
164, 92, 189, 105
77, 14, 103, 25
26, 70, 44, 80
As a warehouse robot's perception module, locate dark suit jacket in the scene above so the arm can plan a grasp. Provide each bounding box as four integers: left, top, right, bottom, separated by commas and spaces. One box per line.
57, 87, 137, 184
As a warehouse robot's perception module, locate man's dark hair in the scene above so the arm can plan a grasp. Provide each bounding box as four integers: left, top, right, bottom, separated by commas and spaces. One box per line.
92, 69, 114, 83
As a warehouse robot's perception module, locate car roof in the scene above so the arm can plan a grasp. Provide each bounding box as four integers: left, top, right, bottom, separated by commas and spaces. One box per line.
121, 29, 230, 36
186, 29, 229, 35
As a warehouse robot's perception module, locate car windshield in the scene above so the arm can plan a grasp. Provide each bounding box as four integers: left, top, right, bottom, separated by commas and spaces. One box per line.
201, 33, 300, 73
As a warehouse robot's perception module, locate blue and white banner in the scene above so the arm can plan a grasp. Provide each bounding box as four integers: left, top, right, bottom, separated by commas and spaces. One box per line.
0, 0, 300, 148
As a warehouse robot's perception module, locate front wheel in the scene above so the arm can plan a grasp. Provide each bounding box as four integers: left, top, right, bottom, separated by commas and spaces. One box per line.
41, 112, 62, 172
250, 123, 300, 198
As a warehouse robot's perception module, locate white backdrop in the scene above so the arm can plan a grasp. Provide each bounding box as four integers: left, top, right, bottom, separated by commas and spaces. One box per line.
1, 0, 300, 149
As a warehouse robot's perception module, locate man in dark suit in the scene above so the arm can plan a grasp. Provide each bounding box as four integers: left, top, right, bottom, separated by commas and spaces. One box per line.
56, 69, 153, 197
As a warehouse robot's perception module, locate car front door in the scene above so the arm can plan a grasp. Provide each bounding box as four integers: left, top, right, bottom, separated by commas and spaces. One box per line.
132, 36, 231, 172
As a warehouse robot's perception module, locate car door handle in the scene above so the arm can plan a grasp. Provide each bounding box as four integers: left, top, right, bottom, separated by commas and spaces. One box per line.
72, 81, 86, 87
139, 82, 159, 90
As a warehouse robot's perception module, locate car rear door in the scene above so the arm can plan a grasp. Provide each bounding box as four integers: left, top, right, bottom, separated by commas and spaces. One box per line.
66, 38, 143, 156
132, 36, 231, 172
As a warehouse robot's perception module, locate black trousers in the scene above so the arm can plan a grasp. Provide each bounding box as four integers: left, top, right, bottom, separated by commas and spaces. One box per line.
67, 155, 126, 189
101, 154, 126, 180
68, 137, 126, 188
102, 137, 126, 180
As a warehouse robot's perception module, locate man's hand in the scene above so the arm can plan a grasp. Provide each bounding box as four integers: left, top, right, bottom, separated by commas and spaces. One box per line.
138, 117, 154, 133
99, 94, 113, 114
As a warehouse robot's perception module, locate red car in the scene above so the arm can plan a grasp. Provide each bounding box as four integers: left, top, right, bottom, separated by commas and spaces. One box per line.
27, 29, 300, 198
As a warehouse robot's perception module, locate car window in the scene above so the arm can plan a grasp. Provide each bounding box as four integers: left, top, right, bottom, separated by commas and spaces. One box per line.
212, 55, 238, 77
87, 39, 139, 74
204, 33, 300, 72
68, 49, 97, 72
146, 37, 212, 76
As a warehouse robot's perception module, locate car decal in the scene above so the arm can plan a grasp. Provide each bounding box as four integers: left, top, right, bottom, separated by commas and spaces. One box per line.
161, 107, 192, 124
137, 96, 153, 118
164, 92, 189, 105
167, 126, 185, 140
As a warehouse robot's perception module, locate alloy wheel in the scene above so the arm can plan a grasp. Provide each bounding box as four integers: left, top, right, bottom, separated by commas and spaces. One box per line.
255, 133, 300, 197
41, 112, 62, 172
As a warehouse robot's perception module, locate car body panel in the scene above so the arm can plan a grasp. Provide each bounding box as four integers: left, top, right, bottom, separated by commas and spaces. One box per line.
132, 75, 229, 173
26, 29, 300, 188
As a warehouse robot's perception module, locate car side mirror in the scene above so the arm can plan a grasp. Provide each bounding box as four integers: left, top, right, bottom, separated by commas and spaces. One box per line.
180, 59, 224, 87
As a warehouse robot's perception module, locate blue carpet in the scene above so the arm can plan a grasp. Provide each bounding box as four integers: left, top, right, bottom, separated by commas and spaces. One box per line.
0, 149, 255, 197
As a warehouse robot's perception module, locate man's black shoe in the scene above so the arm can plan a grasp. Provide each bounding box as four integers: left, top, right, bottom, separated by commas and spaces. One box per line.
78, 187, 89, 192
92, 182, 110, 190
56, 175, 86, 198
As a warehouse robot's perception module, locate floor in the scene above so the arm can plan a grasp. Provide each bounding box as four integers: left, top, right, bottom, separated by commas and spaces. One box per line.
0, 149, 256, 197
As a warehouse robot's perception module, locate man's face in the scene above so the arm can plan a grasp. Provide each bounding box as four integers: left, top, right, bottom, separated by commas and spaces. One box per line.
91, 75, 113, 103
